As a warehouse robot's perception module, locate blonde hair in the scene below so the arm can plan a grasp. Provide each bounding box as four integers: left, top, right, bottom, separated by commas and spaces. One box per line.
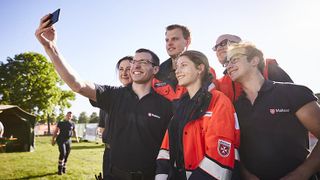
228, 42, 265, 73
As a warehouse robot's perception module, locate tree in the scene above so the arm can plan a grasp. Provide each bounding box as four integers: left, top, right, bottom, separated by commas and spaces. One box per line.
0, 52, 75, 122
78, 112, 89, 124
89, 112, 99, 123
72, 115, 78, 123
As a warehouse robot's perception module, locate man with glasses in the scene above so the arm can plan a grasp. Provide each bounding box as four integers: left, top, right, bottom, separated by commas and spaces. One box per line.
226, 42, 320, 180
36, 14, 172, 180
213, 34, 292, 102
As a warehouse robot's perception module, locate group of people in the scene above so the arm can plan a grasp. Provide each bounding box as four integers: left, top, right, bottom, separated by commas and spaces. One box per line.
35, 12, 320, 180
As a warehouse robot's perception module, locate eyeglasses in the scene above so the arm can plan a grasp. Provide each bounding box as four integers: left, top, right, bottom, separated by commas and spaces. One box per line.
213, 39, 237, 51
129, 59, 157, 67
223, 53, 247, 67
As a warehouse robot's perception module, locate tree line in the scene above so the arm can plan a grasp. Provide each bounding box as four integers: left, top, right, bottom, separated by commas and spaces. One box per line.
1, 52, 319, 124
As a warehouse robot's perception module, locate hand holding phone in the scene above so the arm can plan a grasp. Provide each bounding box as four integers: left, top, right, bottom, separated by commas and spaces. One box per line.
49, 8, 60, 26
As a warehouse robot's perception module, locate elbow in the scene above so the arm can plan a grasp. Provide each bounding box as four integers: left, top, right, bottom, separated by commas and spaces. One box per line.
70, 81, 85, 93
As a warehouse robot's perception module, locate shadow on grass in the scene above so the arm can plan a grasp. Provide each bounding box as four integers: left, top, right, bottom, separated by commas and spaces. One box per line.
72, 145, 104, 150
8, 172, 57, 179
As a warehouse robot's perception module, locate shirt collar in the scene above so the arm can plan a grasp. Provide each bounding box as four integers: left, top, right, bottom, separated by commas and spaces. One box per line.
238, 80, 275, 100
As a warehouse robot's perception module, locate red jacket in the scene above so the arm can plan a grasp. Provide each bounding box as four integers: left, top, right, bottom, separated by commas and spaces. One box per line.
153, 58, 217, 101
217, 59, 293, 103
156, 89, 240, 180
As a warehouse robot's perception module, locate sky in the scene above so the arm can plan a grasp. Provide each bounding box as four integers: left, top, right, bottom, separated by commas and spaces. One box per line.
1, 0, 320, 117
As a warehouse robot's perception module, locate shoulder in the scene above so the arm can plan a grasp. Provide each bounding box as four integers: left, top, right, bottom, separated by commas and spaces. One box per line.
156, 58, 172, 78
273, 81, 312, 94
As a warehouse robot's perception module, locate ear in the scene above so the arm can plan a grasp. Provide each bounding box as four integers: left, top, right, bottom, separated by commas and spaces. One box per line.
197, 64, 205, 75
153, 66, 159, 75
251, 56, 260, 67
185, 37, 191, 50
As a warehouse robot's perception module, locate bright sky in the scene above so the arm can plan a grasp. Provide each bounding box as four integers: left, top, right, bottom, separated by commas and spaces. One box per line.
1, 0, 319, 117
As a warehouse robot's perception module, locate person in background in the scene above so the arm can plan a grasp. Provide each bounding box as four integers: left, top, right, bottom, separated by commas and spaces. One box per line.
156, 50, 239, 180
153, 24, 217, 101
52, 111, 79, 175
226, 42, 320, 179
35, 14, 173, 179
97, 55, 133, 179
152, 24, 190, 101
213, 34, 292, 102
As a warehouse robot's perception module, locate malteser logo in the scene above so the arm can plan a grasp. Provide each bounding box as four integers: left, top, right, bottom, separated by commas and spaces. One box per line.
269, 108, 290, 115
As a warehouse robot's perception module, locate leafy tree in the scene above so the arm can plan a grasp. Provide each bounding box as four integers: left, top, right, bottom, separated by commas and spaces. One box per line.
78, 112, 89, 124
72, 115, 78, 123
89, 112, 99, 123
0, 52, 75, 122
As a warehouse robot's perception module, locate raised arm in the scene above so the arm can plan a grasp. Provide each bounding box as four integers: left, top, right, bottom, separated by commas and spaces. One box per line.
35, 14, 96, 101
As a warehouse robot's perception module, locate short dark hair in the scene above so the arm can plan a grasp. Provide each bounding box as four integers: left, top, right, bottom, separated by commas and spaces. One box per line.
135, 48, 160, 66
166, 24, 191, 40
67, 111, 72, 114
116, 56, 133, 70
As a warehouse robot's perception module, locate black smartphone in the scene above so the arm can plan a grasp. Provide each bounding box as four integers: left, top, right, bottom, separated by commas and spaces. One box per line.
50, 8, 60, 25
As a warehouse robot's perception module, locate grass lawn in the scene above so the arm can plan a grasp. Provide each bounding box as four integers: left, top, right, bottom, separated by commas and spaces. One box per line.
0, 136, 104, 180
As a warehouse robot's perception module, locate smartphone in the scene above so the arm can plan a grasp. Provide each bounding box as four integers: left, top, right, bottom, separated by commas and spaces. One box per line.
50, 8, 60, 25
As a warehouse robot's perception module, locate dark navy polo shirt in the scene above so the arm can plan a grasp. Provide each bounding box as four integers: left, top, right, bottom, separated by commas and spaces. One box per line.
57, 120, 75, 143
90, 84, 172, 172
98, 109, 110, 143
235, 80, 317, 179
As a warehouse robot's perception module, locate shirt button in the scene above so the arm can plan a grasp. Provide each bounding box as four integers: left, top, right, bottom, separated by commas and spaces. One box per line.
184, 131, 187, 135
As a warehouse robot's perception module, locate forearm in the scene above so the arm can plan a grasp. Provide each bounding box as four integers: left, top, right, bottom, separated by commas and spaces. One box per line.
44, 44, 96, 101
292, 142, 320, 178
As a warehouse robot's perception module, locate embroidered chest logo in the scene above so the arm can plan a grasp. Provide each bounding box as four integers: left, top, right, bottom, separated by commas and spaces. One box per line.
217, 139, 231, 157
148, 113, 161, 119
154, 82, 167, 87
269, 108, 290, 115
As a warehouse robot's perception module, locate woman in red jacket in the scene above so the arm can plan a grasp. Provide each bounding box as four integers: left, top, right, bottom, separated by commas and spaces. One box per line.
156, 50, 240, 180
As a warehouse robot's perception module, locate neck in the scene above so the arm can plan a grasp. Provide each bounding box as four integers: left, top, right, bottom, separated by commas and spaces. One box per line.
240, 71, 265, 104
132, 80, 152, 99
171, 56, 178, 70
186, 79, 202, 99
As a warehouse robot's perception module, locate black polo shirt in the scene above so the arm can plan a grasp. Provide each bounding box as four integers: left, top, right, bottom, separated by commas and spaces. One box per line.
90, 84, 172, 172
56, 120, 75, 143
235, 80, 317, 179
98, 109, 109, 143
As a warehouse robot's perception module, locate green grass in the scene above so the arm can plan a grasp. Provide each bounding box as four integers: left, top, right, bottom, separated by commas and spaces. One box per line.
0, 136, 104, 180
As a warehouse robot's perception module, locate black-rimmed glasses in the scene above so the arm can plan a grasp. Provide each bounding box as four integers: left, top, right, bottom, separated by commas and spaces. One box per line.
129, 59, 157, 67
213, 39, 237, 51
223, 53, 247, 67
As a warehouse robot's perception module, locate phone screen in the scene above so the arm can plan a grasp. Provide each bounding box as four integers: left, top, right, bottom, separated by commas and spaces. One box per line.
50, 8, 60, 25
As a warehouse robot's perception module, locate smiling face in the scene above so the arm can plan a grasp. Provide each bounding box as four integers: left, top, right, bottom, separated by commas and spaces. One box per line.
175, 56, 202, 88
130, 52, 158, 84
226, 47, 250, 82
118, 60, 132, 86
165, 28, 190, 59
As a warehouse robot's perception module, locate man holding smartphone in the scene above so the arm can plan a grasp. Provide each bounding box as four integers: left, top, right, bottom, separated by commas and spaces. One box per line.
35, 13, 172, 180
